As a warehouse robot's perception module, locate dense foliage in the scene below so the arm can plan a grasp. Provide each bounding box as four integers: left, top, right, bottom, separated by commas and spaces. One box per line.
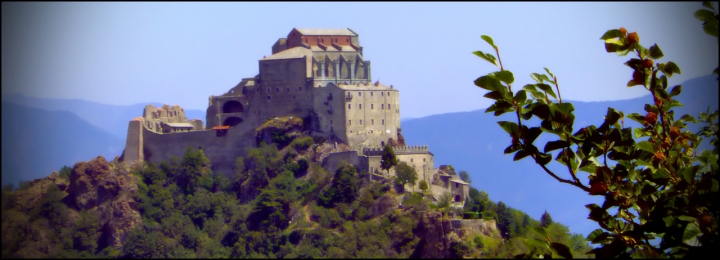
473, 2, 719, 258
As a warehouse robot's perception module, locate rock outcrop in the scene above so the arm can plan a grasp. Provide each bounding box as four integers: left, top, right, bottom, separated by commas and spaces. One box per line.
415, 210, 500, 258
66, 156, 141, 249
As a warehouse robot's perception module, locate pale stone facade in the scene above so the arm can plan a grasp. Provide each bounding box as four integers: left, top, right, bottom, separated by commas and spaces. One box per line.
122, 28, 468, 203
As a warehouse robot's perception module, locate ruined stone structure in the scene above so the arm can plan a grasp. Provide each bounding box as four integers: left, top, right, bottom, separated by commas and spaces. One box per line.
122, 28, 468, 203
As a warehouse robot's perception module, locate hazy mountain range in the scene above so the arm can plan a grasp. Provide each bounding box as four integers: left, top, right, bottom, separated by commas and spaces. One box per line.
1, 75, 717, 237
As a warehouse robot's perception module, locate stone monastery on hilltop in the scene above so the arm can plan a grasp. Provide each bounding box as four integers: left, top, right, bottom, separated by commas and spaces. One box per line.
122, 28, 469, 203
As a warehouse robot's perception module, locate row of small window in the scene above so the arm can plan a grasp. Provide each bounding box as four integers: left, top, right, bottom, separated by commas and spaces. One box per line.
266, 87, 303, 93
348, 119, 385, 125
354, 91, 391, 97
348, 103, 393, 110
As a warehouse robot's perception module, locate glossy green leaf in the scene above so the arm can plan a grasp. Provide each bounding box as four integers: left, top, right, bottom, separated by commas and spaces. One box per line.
544, 140, 570, 153
481, 35, 496, 48
604, 42, 622, 53
704, 23, 719, 37
504, 144, 522, 154
535, 153, 552, 165
484, 91, 504, 100
544, 67, 555, 79
682, 223, 701, 241
669, 85, 682, 97
514, 150, 531, 161
648, 44, 664, 59
600, 29, 623, 40
636, 141, 655, 153
703, 1, 715, 9
475, 76, 505, 91
525, 127, 543, 144
495, 70, 515, 85
498, 121, 519, 135
473, 51, 498, 66
586, 229, 604, 241
550, 242, 574, 259
694, 9, 717, 22
662, 62, 682, 77
513, 90, 527, 103
536, 84, 558, 99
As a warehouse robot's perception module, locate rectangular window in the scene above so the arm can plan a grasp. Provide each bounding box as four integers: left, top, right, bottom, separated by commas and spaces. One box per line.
360, 119, 363, 125
456, 183, 459, 188
371, 119, 374, 125
371, 104, 373, 109
381, 104, 384, 110
358, 92, 362, 96
348, 104, 351, 109
267, 88, 270, 93
286, 88, 290, 92
348, 120, 351, 125
382, 119, 385, 125
388, 104, 391, 109
299, 87, 302, 91
276, 88, 279, 92
381, 92, 384, 96
371, 92, 373, 96
359, 104, 362, 109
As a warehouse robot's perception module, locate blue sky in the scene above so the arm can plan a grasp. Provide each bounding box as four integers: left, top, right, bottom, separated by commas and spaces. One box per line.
2, 2, 718, 237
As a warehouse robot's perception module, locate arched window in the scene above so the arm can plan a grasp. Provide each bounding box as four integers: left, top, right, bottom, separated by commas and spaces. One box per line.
360, 120, 363, 125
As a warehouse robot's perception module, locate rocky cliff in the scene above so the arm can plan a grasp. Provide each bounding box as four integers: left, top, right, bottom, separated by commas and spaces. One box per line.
415, 210, 500, 258
1, 156, 142, 257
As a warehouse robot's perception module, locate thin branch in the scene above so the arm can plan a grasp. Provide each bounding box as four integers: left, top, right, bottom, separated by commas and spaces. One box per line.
554, 78, 562, 104
532, 154, 591, 192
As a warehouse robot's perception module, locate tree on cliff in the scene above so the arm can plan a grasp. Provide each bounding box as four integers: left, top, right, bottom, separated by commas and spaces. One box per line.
380, 145, 398, 176
394, 162, 418, 192
471, 2, 719, 257
419, 180, 429, 193
540, 210, 554, 228
319, 164, 359, 208
458, 170, 472, 184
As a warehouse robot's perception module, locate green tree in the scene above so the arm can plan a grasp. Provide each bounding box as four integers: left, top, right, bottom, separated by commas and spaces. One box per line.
496, 201, 516, 239
418, 179, 429, 193
472, 3, 719, 257
458, 170, 472, 184
540, 210, 553, 228
380, 145, 398, 175
394, 162, 418, 191
319, 164, 359, 208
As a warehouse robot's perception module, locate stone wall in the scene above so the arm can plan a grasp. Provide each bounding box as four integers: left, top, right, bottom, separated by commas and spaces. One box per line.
450, 219, 498, 238
140, 125, 256, 177
123, 119, 143, 163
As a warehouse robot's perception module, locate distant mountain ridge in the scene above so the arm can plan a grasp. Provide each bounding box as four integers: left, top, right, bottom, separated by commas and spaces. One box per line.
1, 102, 125, 187
0, 94, 205, 139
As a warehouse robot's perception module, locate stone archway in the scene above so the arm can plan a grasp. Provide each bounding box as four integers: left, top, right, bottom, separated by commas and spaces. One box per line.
454, 195, 462, 203
222, 100, 244, 113
223, 117, 243, 127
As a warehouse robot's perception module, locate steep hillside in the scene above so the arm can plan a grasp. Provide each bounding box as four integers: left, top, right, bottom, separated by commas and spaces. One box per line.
1, 116, 590, 259
1, 103, 125, 186
0, 94, 205, 139
400, 74, 719, 237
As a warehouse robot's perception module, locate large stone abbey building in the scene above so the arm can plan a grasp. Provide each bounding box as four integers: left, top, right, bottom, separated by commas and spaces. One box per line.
122, 28, 468, 203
